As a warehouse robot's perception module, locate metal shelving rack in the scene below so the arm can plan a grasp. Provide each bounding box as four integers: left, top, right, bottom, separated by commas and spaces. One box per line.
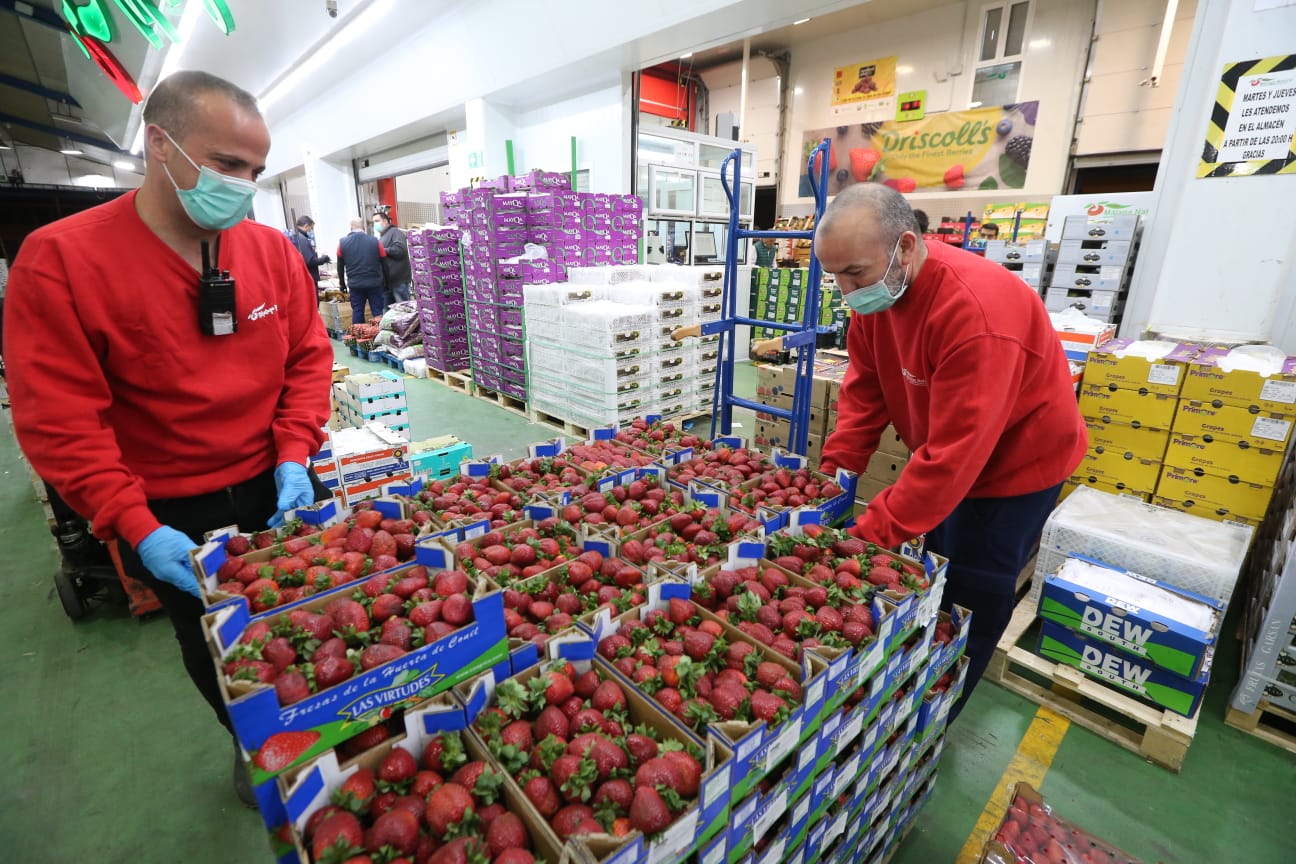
704, 139, 832, 456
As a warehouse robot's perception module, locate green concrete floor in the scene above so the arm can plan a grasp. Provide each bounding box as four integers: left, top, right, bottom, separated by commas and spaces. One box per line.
0, 347, 1291, 863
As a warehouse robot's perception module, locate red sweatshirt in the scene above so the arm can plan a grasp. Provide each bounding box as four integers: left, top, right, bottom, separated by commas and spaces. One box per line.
4, 192, 333, 547
821, 239, 1086, 548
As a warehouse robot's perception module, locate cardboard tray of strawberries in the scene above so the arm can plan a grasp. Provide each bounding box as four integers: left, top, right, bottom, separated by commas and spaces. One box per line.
389, 463, 530, 536
610, 415, 714, 460
194, 501, 432, 615
457, 656, 733, 864
524, 466, 693, 539
572, 581, 830, 807
980, 782, 1145, 864
562, 431, 659, 480
726, 456, 856, 529
617, 506, 770, 574
662, 436, 778, 494
275, 694, 562, 864
202, 542, 510, 784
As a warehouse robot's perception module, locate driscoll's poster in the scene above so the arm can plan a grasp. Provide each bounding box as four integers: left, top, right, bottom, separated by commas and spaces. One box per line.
799, 101, 1039, 197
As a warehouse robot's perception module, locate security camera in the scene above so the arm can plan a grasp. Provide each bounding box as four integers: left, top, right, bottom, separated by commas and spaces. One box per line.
326, 1, 338, 18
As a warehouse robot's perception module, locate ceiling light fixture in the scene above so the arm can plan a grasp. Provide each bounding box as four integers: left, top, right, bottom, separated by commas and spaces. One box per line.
680, 52, 693, 59
60, 147, 84, 156
794, 86, 804, 95
259, 0, 396, 112
794, 18, 811, 25
114, 160, 135, 171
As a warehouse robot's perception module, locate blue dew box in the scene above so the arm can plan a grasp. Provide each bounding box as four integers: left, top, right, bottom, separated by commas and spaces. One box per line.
1039, 557, 1224, 679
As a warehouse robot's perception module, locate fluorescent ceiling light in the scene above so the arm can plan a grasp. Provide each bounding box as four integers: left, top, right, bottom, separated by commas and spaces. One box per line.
968, 101, 983, 108
75, 175, 112, 187
896, 65, 914, 75
259, 0, 397, 112
115, 160, 136, 171
794, 18, 811, 25
680, 52, 693, 59
0, 143, 11, 150
60, 147, 84, 155
1029, 38, 1052, 50
794, 87, 804, 95
158, 0, 207, 81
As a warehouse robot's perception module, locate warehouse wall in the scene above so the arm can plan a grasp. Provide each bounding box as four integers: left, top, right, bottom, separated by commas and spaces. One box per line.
1074, 0, 1198, 155
778, 0, 1096, 216
700, 57, 784, 186
511, 82, 632, 193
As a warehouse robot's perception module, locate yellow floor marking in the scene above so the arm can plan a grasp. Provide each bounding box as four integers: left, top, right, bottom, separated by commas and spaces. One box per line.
955, 705, 1071, 863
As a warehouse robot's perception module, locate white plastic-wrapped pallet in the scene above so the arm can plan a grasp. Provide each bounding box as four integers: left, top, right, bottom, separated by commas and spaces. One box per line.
566, 265, 655, 285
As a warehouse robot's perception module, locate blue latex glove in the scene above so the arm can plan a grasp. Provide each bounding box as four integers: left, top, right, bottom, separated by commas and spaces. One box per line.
137, 526, 201, 598
270, 461, 314, 528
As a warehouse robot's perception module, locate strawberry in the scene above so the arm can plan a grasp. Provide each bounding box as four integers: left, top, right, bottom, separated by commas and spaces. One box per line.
411, 770, 444, 798
378, 747, 418, 785
313, 637, 348, 661
629, 786, 673, 834
682, 630, 716, 662
662, 750, 702, 797
442, 594, 473, 627
334, 767, 378, 814
360, 643, 405, 671
370, 593, 404, 623
625, 734, 658, 766
434, 570, 470, 596
749, 690, 788, 724
315, 655, 356, 688
224, 535, 252, 556
370, 807, 420, 855
275, 670, 311, 706
494, 850, 535, 864
261, 637, 297, 671
591, 680, 627, 713
252, 730, 319, 773
537, 670, 575, 706
534, 705, 570, 741
429, 836, 490, 864
634, 757, 683, 791
312, 810, 364, 861
568, 733, 628, 780
331, 600, 371, 635
380, 617, 414, 651
424, 782, 475, 837
485, 812, 530, 857
552, 804, 596, 840
524, 776, 562, 818
304, 803, 343, 841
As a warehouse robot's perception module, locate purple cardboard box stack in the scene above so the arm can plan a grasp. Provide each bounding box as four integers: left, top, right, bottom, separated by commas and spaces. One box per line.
457, 183, 531, 403
581, 193, 643, 267
409, 226, 469, 373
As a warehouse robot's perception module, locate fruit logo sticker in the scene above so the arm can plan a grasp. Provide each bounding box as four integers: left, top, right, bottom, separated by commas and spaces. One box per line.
800, 101, 1039, 196
831, 56, 897, 108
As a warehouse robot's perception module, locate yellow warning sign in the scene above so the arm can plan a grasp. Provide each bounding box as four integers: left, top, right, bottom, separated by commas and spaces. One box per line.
1198, 54, 1296, 178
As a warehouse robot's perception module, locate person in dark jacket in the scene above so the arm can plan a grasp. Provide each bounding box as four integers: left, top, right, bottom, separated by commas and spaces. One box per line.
337, 218, 387, 324
373, 210, 411, 304
290, 215, 330, 287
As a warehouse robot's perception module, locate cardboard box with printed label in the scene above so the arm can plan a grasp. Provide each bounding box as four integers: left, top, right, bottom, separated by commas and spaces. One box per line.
1152, 496, 1261, 528
1078, 384, 1179, 429
1084, 418, 1170, 463
866, 451, 907, 486
1180, 345, 1296, 414
876, 424, 910, 458
1084, 340, 1197, 396
1064, 473, 1154, 502
1038, 618, 1209, 717
1040, 558, 1223, 679
1072, 447, 1162, 493
1162, 432, 1285, 488
1172, 399, 1294, 450
1155, 465, 1273, 522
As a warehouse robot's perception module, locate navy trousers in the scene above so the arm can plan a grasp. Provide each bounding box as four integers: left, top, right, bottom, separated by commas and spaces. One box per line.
350, 283, 386, 326
924, 483, 1063, 721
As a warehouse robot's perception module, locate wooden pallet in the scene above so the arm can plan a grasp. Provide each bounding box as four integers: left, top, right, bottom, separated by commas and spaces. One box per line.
426, 366, 472, 390
530, 407, 595, 440
1225, 700, 1296, 755
986, 598, 1199, 772
472, 384, 528, 417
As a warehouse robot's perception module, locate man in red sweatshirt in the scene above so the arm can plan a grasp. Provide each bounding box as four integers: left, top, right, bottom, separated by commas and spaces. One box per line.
3, 71, 333, 804
816, 184, 1085, 718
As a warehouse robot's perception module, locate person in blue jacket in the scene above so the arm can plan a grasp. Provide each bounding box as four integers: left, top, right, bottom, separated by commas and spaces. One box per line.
289, 215, 330, 287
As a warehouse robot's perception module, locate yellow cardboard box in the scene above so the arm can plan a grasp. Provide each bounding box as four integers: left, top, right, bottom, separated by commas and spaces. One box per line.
865, 451, 908, 485
1063, 476, 1152, 503
1084, 339, 1198, 396
1078, 384, 1179, 429
1180, 345, 1296, 414
1073, 447, 1162, 493
1155, 466, 1274, 521
1162, 432, 1286, 488
1152, 496, 1261, 528
1172, 399, 1295, 449
1083, 418, 1170, 462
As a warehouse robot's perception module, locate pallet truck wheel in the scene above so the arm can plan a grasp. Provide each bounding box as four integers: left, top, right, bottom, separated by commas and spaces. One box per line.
54, 568, 88, 620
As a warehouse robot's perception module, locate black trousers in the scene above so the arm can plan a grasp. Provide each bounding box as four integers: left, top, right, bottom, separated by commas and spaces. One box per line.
925, 483, 1063, 721
116, 467, 329, 732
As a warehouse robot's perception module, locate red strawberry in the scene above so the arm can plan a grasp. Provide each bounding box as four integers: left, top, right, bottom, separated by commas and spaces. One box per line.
334, 768, 378, 813
592, 778, 634, 811
378, 747, 418, 785
224, 535, 252, 556
629, 786, 673, 834
315, 655, 356, 688
312, 810, 364, 861
433, 570, 470, 596
411, 770, 444, 798
541, 670, 575, 706
252, 730, 320, 773
625, 734, 658, 766
370, 593, 405, 624
568, 733, 627, 780
523, 776, 561, 819
667, 597, 693, 625
494, 849, 535, 864
634, 757, 683, 791
331, 600, 371, 634
370, 807, 420, 855
360, 643, 405, 671
552, 804, 596, 840
682, 630, 716, 662
313, 637, 349, 661
501, 720, 533, 752
380, 617, 414, 651
304, 804, 343, 841
749, 690, 787, 723
340, 724, 391, 758
534, 705, 570, 741
262, 637, 298, 671
424, 782, 475, 837
591, 680, 627, 712
442, 594, 473, 627
662, 750, 702, 797
275, 670, 311, 706
485, 812, 530, 856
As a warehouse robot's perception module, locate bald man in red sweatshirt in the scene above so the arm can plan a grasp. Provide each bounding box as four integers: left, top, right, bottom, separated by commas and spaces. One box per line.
816, 184, 1085, 718
3, 71, 332, 805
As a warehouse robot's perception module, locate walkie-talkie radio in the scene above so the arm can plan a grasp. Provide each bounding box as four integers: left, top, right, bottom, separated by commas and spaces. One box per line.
198, 237, 237, 336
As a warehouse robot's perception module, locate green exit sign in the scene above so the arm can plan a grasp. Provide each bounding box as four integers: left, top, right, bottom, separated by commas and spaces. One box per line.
896, 90, 926, 122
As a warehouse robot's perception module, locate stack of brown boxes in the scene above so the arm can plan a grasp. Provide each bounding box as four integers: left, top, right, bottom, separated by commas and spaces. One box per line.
1069, 339, 1197, 501
859, 425, 911, 502
753, 352, 850, 466
1156, 347, 1294, 527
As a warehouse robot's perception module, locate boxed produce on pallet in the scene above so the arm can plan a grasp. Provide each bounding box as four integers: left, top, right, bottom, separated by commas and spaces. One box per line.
1179, 344, 1296, 413
1040, 558, 1224, 678
201, 543, 510, 784
1037, 618, 1210, 717
1083, 339, 1196, 397
457, 654, 733, 864
980, 781, 1145, 864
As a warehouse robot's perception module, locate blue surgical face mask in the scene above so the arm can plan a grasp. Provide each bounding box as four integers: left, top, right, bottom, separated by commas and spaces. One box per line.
305, 230, 316, 243
159, 128, 257, 231
844, 238, 910, 315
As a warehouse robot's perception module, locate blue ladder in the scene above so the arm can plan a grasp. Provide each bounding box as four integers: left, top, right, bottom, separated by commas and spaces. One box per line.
704, 138, 833, 456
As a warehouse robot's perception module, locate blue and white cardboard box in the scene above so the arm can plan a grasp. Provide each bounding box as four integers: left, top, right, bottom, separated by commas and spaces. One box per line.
1038, 618, 1212, 717
1040, 556, 1224, 679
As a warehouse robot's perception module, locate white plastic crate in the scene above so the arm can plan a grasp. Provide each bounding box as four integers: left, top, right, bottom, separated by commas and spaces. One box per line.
567, 374, 654, 405
612, 280, 699, 307
656, 303, 699, 326
567, 265, 655, 285
1033, 485, 1253, 606
647, 264, 726, 289
523, 283, 606, 306
524, 306, 563, 328
532, 350, 651, 390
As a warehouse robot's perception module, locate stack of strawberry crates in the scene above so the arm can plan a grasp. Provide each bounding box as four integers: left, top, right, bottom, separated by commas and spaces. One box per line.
193, 415, 967, 864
